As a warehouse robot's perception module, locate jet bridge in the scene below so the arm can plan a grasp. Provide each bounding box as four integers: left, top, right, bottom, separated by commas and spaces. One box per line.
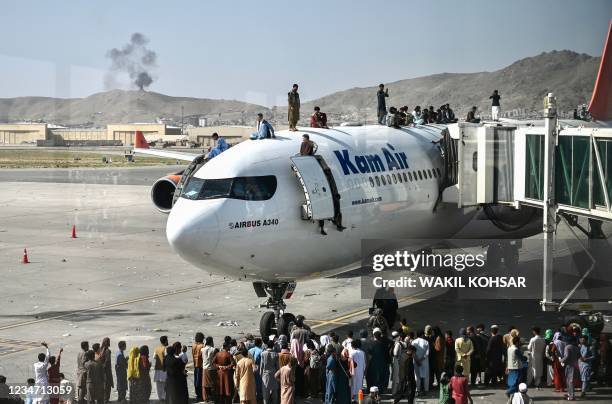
441, 93, 612, 314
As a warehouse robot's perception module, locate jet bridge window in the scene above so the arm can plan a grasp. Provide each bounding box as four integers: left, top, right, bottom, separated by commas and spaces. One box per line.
181, 176, 277, 201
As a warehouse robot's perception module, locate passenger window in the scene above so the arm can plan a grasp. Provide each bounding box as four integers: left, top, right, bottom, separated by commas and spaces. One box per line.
381, 175, 387, 186
428, 169, 433, 178
418, 171, 423, 180
375, 176, 381, 186
387, 174, 392, 184
436, 167, 442, 177
398, 173, 403, 183
392, 173, 397, 184
369, 177, 375, 187
402, 173, 407, 182
407, 172, 413, 181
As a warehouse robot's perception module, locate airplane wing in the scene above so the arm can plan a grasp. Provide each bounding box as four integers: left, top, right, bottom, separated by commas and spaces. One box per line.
132, 130, 199, 162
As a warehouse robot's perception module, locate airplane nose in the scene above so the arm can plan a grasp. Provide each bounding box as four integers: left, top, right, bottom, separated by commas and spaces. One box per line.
166, 199, 220, 264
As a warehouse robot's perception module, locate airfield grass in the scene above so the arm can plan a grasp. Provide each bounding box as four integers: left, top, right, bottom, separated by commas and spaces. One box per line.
0, 149, 180, 168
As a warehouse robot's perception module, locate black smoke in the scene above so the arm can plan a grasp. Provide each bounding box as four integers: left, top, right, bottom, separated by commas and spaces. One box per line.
106, 33, 157, 90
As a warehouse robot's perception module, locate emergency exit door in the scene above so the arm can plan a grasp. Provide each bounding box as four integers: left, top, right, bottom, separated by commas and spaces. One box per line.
290, 155, 336, 220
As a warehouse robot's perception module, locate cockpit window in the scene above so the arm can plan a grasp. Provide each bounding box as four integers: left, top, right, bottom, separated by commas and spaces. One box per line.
182, 178, 206, 199
181, 176, 277, 201
231, 177, 277, 200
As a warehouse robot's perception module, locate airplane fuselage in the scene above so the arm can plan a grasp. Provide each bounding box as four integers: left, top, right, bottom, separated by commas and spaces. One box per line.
166, 124, 535, 281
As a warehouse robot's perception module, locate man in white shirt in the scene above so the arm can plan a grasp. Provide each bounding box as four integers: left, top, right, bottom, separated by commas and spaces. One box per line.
412, 331, 430, 395
33, 342, 50, 404
527, 327, 546, 387
349, 339, 366, 402
201, 337, 218, 403
342, 330, 354, 351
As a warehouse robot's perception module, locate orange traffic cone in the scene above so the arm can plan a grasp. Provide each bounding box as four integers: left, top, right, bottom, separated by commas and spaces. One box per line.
358, 389, 363, 404
71, 225, 77, 239
22, 248, 30, 264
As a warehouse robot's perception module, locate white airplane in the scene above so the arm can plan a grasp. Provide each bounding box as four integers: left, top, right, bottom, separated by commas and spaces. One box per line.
134, 21, 612, 337
133, 124, 541, 337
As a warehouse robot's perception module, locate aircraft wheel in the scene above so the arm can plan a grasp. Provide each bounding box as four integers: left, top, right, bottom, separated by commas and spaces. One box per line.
260, 311, 276, 340
503, 244, 519, 269
486, 243, 502, 269
277, 312, 297, 336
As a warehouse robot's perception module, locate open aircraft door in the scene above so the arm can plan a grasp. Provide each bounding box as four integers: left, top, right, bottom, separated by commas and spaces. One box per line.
290, 155, 341, 224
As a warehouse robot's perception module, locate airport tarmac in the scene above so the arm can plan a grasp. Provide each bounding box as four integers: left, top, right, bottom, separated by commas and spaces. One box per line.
1, 167, 611, 403
0, 165, 185, 185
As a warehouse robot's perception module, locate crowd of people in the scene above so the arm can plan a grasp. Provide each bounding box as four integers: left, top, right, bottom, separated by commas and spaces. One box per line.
2, 312, 611, 404
377, 84, 503, 129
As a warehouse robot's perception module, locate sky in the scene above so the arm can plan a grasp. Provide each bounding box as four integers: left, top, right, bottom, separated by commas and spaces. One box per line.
0, 0, 610, 106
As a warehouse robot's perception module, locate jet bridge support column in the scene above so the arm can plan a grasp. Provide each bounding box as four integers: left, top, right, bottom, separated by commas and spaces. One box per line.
541, 93, 558, 312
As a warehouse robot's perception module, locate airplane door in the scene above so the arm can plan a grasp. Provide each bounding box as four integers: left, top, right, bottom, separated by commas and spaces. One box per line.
290, 155, 336, 221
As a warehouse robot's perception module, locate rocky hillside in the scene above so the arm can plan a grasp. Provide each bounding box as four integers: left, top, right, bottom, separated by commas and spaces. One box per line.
0, 89, 270, 126
301, 50, 599, 121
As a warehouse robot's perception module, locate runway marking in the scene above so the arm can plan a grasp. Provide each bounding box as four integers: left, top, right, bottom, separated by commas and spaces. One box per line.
0, 337, 41, 357
0, 280, 230, 332
309, 289, 436, 330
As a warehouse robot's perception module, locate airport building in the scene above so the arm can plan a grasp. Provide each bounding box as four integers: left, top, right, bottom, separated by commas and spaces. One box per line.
0, 123, 47, 144
0, 123, 193, 146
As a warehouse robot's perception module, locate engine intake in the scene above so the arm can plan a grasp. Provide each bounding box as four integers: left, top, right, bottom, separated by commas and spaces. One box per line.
151, 174, 182, 213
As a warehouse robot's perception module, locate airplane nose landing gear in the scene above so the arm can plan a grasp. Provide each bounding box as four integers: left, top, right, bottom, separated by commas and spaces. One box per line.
253, 282, 297, 339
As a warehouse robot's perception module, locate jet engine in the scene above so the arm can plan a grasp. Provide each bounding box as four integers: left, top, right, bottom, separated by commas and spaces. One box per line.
151, 173, 183, 213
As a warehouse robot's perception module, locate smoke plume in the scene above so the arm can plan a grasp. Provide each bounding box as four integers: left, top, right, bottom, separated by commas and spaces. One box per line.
106, 33, 157, 90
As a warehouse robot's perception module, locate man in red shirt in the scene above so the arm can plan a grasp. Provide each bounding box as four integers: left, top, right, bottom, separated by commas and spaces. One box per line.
310, 106, 328, 128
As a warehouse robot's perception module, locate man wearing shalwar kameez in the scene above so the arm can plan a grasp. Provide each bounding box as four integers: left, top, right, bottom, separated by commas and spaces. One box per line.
549, 332, 566, 391
349, 340, 366, 402
214, 344, 235, 404
288, 84, 300, 131
234, 350, 257, 404
579, 335, 594, 397
260, 341, 280, 404
77, 342, 89, 404
153, 336, 169, 402
248, 339, 264, 402
560, 339, 580, 400
454, 329, 473, 378
527, 327, 546, 387
276, 357, 296, 404
390, 331, 405, 398
115, 341, 128, 403
412, 331, 430, 395
366, 330, 389, 394
201, 337, 217, 402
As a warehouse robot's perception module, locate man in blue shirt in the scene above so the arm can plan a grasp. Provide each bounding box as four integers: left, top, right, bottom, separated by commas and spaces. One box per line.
115, 341, 128, 403
252, 113, 275, 140
206, 132, 229, 159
